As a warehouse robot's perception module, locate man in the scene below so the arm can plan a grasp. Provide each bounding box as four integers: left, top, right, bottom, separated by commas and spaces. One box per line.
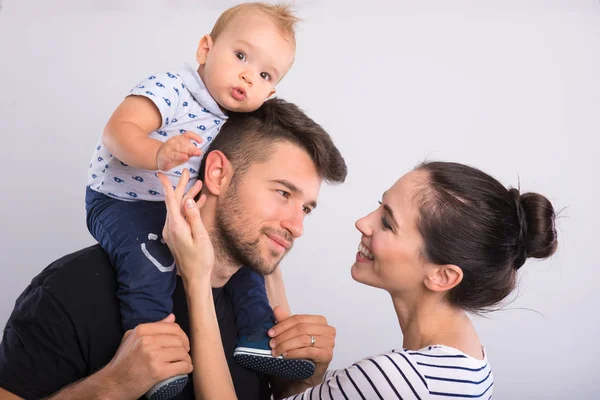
0, 99, 347, 400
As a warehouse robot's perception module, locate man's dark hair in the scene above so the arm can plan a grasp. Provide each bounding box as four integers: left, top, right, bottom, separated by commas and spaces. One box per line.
199, 98, 347, 183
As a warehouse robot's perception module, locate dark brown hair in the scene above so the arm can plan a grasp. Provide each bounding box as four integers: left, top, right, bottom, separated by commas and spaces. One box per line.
199, 98, 347, 184
414, 161, 558, 313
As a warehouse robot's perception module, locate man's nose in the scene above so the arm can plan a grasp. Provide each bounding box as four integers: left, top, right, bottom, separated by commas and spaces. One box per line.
281, 208, 304, 238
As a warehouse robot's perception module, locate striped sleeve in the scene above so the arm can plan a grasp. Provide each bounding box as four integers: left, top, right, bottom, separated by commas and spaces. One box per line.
284, 351, 430, 400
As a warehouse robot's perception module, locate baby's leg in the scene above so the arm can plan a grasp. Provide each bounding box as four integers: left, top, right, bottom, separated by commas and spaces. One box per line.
86, 187, 174, 329
227, 266, 315, 380
227, 266, 273, 335
85, 187, 187, 399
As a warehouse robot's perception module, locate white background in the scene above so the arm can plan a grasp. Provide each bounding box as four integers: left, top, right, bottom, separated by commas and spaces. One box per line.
0, 1, 598, 398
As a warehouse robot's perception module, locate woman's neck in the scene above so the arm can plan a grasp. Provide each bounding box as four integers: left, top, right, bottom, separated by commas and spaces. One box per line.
392, 293, 482, 359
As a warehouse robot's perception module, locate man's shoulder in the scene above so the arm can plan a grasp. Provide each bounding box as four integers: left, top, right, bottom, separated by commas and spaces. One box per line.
0, 245, 123, 400
32, 244, 116, 299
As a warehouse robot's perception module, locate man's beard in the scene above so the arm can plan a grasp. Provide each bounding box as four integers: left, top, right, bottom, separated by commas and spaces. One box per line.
212, 176, 293, 276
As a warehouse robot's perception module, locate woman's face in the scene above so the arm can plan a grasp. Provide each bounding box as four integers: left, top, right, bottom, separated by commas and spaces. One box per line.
352, 170, 429, 295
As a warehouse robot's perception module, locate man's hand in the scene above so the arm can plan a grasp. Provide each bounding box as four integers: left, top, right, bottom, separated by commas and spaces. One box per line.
268, 306, 336, 388
101, 314, 192, 399
156, 132, 203, 171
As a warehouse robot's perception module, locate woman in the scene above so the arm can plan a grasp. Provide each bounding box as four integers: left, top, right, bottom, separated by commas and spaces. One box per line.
160, 161, 558, 399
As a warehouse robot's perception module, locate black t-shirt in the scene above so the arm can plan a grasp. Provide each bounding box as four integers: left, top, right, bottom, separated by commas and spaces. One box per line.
0, 245, 271, 400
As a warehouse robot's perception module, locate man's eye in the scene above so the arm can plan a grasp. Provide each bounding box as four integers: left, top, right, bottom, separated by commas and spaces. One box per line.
277, 190, 290, 198
235, 51, 246, 61
260, 72, 271, 81
303, 207, 312, 215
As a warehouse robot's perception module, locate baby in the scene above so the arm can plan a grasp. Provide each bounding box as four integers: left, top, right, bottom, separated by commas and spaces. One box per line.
85, 3, 313, 399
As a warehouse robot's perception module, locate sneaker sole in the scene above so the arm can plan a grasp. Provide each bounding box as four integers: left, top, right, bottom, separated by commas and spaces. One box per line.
146, 374, 189, 400
234, 348, 315, 380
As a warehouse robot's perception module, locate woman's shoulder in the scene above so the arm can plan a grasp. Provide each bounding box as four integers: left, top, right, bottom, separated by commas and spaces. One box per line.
345, 345, 488, 369
332, 346, 493, 399
401, 345, 494, 399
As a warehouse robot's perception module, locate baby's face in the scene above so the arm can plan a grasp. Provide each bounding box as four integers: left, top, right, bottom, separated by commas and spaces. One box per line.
199, 12, 296, 112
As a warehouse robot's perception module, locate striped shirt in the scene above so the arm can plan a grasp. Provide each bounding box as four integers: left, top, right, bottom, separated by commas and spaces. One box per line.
287, 345, 493, 400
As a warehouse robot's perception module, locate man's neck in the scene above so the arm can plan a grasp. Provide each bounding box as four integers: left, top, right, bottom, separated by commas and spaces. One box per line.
210, 260, 241, 288
200, 197, 242, 288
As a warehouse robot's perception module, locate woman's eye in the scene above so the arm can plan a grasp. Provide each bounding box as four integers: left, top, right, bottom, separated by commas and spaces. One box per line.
381, 217, 392, 230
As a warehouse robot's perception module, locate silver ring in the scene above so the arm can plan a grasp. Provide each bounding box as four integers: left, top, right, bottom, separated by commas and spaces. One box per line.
310, 335, 316, 347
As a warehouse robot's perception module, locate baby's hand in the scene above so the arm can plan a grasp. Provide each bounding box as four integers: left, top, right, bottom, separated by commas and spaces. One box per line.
156, 131, 204, 171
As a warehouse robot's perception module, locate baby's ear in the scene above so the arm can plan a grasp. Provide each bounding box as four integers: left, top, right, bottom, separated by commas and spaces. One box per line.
196, 35, 213, 65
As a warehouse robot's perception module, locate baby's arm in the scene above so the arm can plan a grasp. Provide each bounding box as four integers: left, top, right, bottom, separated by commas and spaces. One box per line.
102, 96, 203, 171
102, 95, 164, 171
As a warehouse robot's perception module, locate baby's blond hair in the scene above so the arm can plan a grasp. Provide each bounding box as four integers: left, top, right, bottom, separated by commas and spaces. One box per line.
210, 2, 299, 47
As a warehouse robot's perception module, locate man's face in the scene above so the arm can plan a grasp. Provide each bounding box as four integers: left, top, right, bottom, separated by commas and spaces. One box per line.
213, 141, 322, 275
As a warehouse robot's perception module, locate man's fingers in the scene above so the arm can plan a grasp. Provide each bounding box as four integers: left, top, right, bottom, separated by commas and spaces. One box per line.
152, 349, 193, 381
156, 347, 192, 365
160, 314, 176, 323
135, 320, 189, 348
145, 334, 191, 351
161, 360, 194, 381
273, 305, 291, 325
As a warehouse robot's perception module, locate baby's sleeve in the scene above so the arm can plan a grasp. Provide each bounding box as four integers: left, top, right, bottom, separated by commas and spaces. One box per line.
128, 71, 185, 128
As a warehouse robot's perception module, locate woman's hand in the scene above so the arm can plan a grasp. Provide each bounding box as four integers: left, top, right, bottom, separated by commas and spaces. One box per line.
158, 169, 214, 285
268, 306, 336, 387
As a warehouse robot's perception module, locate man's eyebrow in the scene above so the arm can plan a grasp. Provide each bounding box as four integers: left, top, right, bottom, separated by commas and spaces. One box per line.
272, 179, 317, 209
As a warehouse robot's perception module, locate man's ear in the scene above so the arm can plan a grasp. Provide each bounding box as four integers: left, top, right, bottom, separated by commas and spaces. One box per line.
196, 34, 213, 65
424, 264, 463, 293
202, 150, 233, 195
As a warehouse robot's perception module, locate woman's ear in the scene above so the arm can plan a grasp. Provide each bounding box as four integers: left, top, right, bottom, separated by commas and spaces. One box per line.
202, 150, 233, 195
196, 34, 213, 65
424, 264, 463, 293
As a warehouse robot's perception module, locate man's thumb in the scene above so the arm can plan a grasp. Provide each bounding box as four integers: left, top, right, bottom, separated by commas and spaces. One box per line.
161, 313, 176, 323
273, 305, 290, 323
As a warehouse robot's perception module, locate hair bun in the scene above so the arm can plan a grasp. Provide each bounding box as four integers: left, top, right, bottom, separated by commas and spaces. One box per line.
519, 192, 558, 260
